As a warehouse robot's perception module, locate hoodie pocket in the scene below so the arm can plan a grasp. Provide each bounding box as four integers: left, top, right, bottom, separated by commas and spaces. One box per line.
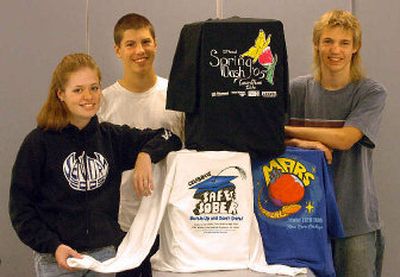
55, 213, 86, 246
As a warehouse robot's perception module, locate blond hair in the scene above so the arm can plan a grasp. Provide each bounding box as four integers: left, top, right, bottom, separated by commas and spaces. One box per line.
312, 9, 364, 81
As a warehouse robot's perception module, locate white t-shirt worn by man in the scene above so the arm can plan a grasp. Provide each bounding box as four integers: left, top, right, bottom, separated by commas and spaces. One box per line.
98, 76, 184, 231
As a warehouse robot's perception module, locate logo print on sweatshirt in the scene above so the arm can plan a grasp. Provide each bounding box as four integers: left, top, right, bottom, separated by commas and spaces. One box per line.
161, 129, 173, 140
189, 166, 246, 216
63, 151, 109, 191
257, 157, 315, 219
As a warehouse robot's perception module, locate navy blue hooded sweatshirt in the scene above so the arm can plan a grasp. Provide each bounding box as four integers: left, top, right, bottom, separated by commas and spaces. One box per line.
9, 116, 182, 254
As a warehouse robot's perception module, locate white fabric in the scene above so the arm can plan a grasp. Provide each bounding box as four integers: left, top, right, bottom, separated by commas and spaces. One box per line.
98, 77, 184, 231
68, 150, 306, 276
68, 159, 169, 272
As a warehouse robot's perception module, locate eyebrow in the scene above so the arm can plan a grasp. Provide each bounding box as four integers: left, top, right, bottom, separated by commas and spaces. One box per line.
72, 82, 99, 88
322, 37, 352, 42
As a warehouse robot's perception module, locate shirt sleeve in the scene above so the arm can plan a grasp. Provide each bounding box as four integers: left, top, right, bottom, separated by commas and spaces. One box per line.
9, 130, 62, 253
109, 124, 183, 171
344, 80, 387, 148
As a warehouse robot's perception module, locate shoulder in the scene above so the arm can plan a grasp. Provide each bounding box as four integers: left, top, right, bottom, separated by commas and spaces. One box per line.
289, 75, 314, 97
357, 78, 387, 94
290, 75, 314, 90
290, 75, 313, 86
156, 76, 168, 90
102, 81, 121, 98
99, 121, 123, 132
98, 121, 132, 135
157, 76, 168, 85
98, 82, 125, 120
151, 76, 168, 99
353, 78, 387, 102
23, 127, 47, 143
17, 127, 49, 156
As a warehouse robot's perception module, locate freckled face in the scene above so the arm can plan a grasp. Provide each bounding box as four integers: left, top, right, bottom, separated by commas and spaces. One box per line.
57, 67, 101, 129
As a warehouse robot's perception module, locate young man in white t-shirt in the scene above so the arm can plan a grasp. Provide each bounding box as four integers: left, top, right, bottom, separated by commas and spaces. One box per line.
98, 13, 183, 277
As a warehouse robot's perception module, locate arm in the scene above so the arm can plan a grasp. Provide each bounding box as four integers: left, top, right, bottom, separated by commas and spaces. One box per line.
132, 152, 153, 198
132, 129, 181, 197
285, 138, 333, 164
285, 125, 363, 151
111, 124, 182, 197
9, 131, 62, 254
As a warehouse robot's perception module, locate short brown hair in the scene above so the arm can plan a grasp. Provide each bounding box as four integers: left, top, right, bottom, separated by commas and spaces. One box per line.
36, 53, 101, 131
114, 13, 155, 46
312, 9, 364, 82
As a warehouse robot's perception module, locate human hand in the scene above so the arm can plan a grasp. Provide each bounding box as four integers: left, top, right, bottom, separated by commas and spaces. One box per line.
285, 138, 333, 164
133, 152, 153, 198
55, 244, 82, 271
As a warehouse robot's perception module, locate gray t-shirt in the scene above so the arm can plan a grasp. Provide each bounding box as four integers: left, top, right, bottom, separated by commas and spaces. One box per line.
289, 75, 387, 236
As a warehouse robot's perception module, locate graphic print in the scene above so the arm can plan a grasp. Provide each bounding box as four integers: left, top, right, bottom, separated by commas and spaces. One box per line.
208, 29, 278, 97
190, 166, 246, 216
188, 166, 247, 234
241, 29, 271, 63
63, 151, 109, 191
257, 157, 315, 219
241, 29, 278, 85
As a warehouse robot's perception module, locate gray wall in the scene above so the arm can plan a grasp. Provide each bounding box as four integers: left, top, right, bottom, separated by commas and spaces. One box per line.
1, 0, 399, 275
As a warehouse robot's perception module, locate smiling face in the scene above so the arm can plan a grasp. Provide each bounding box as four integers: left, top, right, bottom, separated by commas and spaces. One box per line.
57, 67, 101, 129
316, 26, 357, 78
115, 27, 157, 76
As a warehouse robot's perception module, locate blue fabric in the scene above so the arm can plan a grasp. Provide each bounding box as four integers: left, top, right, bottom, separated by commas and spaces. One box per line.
34, 246, 115, 277
252, 147, 344, 277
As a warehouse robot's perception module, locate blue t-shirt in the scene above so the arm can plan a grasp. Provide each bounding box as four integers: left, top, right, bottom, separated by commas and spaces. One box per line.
252, 147, 344, 277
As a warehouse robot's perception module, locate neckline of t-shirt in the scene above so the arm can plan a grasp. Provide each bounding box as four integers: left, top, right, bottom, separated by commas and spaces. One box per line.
316, 80, 354, 95
116, 78, 159, 98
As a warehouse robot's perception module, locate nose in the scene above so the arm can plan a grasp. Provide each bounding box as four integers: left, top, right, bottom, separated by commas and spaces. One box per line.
330, 43, 340, 53
82, 88, 93, 99
136, 43, 145, 54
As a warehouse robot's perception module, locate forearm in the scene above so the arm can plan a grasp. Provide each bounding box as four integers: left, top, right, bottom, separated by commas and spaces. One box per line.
133, 152, 153, 197
285, 126, 363, 150
132, 128, 181, 197
141, 128, 182, 163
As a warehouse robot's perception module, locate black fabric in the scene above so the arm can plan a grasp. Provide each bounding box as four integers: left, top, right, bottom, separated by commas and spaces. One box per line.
9, 116, 181, 253
167, 17, 288, 157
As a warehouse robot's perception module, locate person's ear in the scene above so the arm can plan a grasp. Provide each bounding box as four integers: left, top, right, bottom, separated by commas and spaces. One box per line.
314, 42, 319, 53
57, 89, 65, 102
114, 44, 121, 58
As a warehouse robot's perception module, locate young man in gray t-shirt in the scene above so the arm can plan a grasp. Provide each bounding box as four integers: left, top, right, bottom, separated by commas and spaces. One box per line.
285, 10, 386, 277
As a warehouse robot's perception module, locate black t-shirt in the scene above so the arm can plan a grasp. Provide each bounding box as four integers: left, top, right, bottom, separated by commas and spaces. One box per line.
167, 17, 288, 158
